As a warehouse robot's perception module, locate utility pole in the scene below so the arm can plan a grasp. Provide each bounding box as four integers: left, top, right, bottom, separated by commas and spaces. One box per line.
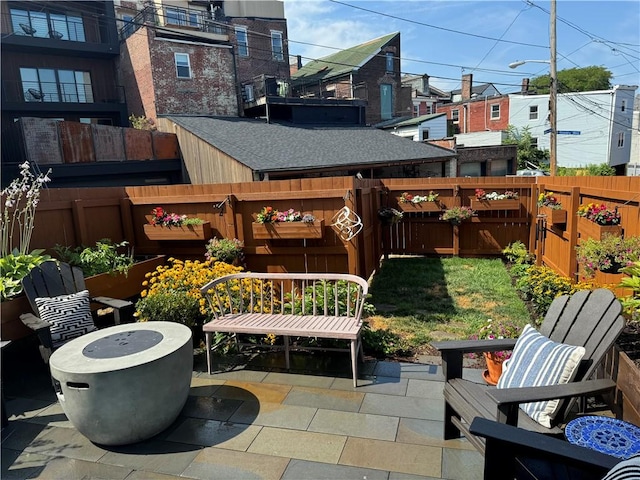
549, 0, 557, 176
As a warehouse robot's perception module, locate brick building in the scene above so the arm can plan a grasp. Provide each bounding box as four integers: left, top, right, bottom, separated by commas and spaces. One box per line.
436, 74, 509, 135
290, 32, 412, 125
116, 0, 289, 122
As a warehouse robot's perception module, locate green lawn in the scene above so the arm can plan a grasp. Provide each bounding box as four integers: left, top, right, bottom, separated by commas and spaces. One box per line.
366, 256, 531, 355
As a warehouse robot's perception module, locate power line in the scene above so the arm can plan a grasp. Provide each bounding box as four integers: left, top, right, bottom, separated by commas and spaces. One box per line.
327, 0, 549, 49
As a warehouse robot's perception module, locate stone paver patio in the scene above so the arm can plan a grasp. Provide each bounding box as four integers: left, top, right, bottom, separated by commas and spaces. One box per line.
2, 338, 486, 480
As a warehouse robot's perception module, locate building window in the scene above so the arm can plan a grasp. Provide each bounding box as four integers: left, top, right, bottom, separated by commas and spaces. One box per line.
621, 100, 627, 112
452, 109, 459, 123
236, 27, 248, 57
531, 137, 538, 148
491, 104, 500, 119
421, 129, 430, 141
165, 7, 199, 28
413, 104, 419, 117
618, 132, 625, 148
425, 105, 431, 114
175, 53, 191, 78
271, 31, 283, 61
529, 105, 538, 120
380, 84, 392, 120
20, 67, 93, 102
121, 14, 134, 38
244, 84, 254, 102
11, 8, 85, 41
386, 52, 394, 72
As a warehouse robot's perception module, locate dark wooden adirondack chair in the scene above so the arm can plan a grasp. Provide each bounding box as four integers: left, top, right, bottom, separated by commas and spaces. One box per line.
20, 261, 134, 363
469, 417, 621, 480
432, 288, 625, 454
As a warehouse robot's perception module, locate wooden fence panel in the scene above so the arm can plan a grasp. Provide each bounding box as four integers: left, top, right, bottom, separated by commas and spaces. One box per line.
6, 176, 639, 286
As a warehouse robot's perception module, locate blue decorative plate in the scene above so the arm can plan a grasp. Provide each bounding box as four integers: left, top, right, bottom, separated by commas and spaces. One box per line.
565, 416, 640, 459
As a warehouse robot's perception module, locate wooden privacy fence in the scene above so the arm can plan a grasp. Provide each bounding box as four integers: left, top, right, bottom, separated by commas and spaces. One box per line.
8, 176, 640, 282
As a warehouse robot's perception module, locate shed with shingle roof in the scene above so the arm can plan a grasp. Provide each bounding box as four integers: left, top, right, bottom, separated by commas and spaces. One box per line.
156, 115, 457, 183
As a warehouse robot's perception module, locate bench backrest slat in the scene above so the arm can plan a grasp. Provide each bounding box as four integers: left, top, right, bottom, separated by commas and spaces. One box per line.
201, 273, 369, 322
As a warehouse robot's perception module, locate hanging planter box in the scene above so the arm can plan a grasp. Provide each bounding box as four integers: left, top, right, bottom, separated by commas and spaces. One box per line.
577, 216, 622, 240
252, 220, 324, 239
539, 206, 567, 226
397, 202, 442, 213
144, 222, 212, 241
469, 198, 520, 211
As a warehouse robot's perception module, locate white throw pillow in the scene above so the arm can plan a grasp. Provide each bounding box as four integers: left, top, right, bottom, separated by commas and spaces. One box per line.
35, 290, 96, 348
496, 324, 585, 428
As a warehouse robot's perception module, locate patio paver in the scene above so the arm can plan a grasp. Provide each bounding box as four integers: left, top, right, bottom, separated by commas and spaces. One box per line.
1, 340, 488, 480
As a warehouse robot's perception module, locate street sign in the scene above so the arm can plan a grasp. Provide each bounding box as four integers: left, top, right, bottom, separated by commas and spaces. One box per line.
557, 130, 581, 135
543, 128, 552, 134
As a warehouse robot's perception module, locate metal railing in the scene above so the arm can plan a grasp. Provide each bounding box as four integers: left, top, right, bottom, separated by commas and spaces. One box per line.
2, 80, 125, 104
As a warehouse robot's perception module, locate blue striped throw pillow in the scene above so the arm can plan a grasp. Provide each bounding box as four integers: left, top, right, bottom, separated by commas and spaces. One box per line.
496, 324, 585, 428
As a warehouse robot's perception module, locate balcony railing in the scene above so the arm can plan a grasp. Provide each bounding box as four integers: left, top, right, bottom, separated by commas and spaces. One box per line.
1, 11, 116, 45
120, 5, 228, 41
2, 81, 125, 105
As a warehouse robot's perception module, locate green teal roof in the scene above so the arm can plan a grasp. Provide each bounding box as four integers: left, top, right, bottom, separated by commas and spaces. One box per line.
392, 113, 446, 128
291, 32, 399, 85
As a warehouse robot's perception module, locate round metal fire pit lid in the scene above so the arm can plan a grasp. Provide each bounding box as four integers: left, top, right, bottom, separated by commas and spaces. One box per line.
82, 330, 163, 359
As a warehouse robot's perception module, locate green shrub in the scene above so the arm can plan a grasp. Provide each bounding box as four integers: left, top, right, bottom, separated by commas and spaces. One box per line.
0, 250, 51, 300
205, 237, 244, 264
54, 239, 134, 277
135, 291, 204, 326
516, 265, 600, 323
285, 279, 375, 317
620, 261, 640, 323
503, 241, 534, 265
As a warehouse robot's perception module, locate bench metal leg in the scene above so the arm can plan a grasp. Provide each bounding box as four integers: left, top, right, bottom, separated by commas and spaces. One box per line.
351, 339, 358, 388
205, 332, 212, 375
284, 335, 290, 369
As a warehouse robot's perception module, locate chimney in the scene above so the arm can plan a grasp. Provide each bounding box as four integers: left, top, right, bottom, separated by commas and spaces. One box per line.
289, 55, 303, 76
421, 75, 430, 95
461, 73, 473, 101
521, 78, 530, 95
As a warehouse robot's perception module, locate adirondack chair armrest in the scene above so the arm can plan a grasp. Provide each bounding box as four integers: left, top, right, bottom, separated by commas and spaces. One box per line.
20, 313, 54, 349
20, 312, 51, 331
486, 378, 616, 406
432, 338, 518, 380
91, 296, 135, 324
485, 378, 616, 425
469, 417, 620, 478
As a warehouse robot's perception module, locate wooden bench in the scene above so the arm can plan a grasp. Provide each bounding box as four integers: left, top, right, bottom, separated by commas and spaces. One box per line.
200, 273, 369, 387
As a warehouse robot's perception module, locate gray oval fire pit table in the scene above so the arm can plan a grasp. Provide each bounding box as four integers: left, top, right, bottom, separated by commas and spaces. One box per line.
49, 321, 193, 446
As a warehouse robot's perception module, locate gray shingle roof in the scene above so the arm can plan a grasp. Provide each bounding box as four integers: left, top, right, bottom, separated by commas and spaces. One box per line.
163, 116, 456, 173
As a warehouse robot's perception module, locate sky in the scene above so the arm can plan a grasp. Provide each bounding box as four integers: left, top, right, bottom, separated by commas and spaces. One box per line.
283, 0, 640, 94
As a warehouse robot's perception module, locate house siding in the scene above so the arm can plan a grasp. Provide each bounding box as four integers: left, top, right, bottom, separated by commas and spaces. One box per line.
509, 86, 636, 168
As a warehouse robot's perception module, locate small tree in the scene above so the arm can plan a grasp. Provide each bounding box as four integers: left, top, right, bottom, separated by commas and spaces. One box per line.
529, 66, 612, 94
129, 113, 156, 130
503, 125, 549, 170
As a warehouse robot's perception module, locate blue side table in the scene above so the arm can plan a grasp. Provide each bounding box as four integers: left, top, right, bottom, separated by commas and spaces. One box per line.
565, 415, 640, 459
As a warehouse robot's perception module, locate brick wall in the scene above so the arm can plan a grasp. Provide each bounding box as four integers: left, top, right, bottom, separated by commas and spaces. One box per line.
352, 34, 411, 125
230, 18, 291, 85
437, 95, 510, 134
119, 26, 238, 122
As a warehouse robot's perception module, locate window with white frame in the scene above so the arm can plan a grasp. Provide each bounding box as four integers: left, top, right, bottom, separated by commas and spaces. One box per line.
413, 104, 419, 116
235, 27, 248, 57
490, 104, 500, 119
618, 132, 625, 148
271, 31, 283, 61
175, 53, 191, 78
385, 52, 394, 72
452, 109, 459, 123
529, 105, 538, 120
